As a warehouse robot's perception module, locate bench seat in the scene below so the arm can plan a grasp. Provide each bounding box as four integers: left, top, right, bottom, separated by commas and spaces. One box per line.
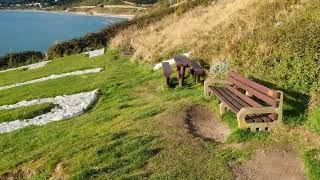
209, 87, 273, 123
204, 71, 283, 131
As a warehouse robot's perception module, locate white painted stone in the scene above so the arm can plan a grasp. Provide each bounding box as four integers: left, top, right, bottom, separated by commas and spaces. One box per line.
153, 52, 191, 71
0, 89, 99, 133
88, 48, 105, 58
0, 68, 103, 91
0, 60, 51, 74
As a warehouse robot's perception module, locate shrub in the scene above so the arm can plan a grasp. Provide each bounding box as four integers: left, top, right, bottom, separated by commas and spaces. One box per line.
47, 0, 211, 60
0, 51, 44, 70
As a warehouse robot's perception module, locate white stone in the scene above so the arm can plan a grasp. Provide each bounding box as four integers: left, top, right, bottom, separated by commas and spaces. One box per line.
0, 89, 99, 133
88, 48, 105, 58
0, 68, 103, 91
153, 52, 191, 71
0, 60, 51, 74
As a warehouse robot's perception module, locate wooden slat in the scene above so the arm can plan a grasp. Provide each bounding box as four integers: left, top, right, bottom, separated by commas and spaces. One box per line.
229, 71, 280, 99
226, 84, 276, 121
216, 88, 244, 110
210, 87, 239, 113
225, 84, 263, 108
228, 76, 279, 107
222, 88, 272, 123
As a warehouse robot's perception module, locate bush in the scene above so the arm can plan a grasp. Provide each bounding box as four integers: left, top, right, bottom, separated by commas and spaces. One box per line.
0, 51, 44, 70
47, 0, 212, 60
47, 8, 174, 59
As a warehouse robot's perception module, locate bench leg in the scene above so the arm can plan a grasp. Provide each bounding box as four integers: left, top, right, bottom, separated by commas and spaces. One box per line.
219, 103, 227, 117
236, 116, 249, 129
196, 74, 200, 83
164, 77, 170, 87
179, 66, 185, 86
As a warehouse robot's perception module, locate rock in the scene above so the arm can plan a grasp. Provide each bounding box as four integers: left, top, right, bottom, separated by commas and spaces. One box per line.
275, 21, 285, 27
0, 89, 99, 133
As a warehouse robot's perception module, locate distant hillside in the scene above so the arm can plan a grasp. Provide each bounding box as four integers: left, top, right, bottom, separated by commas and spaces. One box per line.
0, 0, 157, 6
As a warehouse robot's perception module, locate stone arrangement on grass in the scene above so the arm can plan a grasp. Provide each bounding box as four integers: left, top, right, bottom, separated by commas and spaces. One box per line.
0, 89, 100, 133
0, 68, 103, 91
0, 60, 51, 74
83, 48, 105, 58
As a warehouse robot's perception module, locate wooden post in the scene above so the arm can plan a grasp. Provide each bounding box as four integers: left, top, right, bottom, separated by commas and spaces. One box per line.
179, 66, 185, 86
176, 66, 181, 80
165, 77, 170, 87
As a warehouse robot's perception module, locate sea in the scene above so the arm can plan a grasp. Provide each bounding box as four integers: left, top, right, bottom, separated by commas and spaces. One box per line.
0, 10, 125, 56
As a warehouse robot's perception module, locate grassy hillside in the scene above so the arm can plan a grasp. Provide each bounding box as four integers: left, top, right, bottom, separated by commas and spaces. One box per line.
1, 0, 319, 179
0, 50, 233, 179
110, 0, 320, 129
111, 0, 319, 93
0, 49, 320, 179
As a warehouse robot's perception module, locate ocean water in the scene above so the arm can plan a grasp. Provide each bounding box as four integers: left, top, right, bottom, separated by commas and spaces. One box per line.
0, 10, 125, 56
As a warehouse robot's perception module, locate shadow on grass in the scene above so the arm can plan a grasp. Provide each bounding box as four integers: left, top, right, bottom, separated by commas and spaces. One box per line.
252, 78, 310, 126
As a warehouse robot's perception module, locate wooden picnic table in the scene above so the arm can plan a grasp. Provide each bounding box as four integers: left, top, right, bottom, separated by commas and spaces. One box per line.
174, 55, 191, 86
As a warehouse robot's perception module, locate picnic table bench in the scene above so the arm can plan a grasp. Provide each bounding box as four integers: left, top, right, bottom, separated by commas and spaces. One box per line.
204, 71, 283, 131
162, 62, 172, 87
188, 61, 204, 83
174, 55, 204, 86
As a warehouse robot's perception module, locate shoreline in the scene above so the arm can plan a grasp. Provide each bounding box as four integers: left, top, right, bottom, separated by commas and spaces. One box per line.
0, 9, 134, 19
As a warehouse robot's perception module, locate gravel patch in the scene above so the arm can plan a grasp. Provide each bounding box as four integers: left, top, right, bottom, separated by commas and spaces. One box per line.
0, 68, 103, 91
0, 61, 51, 74
0, 89, 99, 133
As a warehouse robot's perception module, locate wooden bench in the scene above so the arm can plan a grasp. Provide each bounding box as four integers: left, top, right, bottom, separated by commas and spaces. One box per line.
204, 71, 283, 131
174, 55, 190, 86
162, 62, 172, 86
189, 61, 204, 83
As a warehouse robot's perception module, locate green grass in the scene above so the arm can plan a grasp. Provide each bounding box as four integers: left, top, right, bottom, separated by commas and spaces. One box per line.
304, 149, 320, 180
308, 107, 320, 133
0, 50, 235, 179
227, 129, 269, 144
0, 49, 318, 179
0, 103, 54, 123
0, 54, 105, 87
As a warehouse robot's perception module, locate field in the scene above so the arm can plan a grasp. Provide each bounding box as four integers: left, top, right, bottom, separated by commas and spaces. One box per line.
0, 49, 319, 179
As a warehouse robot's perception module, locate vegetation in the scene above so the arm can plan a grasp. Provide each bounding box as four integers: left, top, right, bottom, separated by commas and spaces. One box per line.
0, 54, 104, 87
304, 149, 320, 180
0, 49, 319, 179
0, 51, 44, 70
111, 0, 319, 94
0, 103, 54, 123
0, 50, 233, 179
0, 0, 319, 179
47, 0, 211, 59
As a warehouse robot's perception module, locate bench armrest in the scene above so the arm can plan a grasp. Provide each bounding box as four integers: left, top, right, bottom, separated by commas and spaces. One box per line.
204, 78, 231, 98
237, 107, 277, 119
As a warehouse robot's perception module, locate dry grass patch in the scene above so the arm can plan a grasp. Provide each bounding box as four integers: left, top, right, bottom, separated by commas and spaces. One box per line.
111, 0, 313, 63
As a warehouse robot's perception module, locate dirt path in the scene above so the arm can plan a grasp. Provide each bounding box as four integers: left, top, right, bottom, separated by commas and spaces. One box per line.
185, 106, 230, 143
232, 144, 306, 180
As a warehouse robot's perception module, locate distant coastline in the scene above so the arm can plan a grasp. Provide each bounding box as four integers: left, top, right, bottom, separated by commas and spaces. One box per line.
0, 9, 134, 19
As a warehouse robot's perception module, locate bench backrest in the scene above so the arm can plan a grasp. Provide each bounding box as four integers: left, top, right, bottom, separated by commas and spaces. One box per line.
162, 62, 172, 77
227, 71, 280, 107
